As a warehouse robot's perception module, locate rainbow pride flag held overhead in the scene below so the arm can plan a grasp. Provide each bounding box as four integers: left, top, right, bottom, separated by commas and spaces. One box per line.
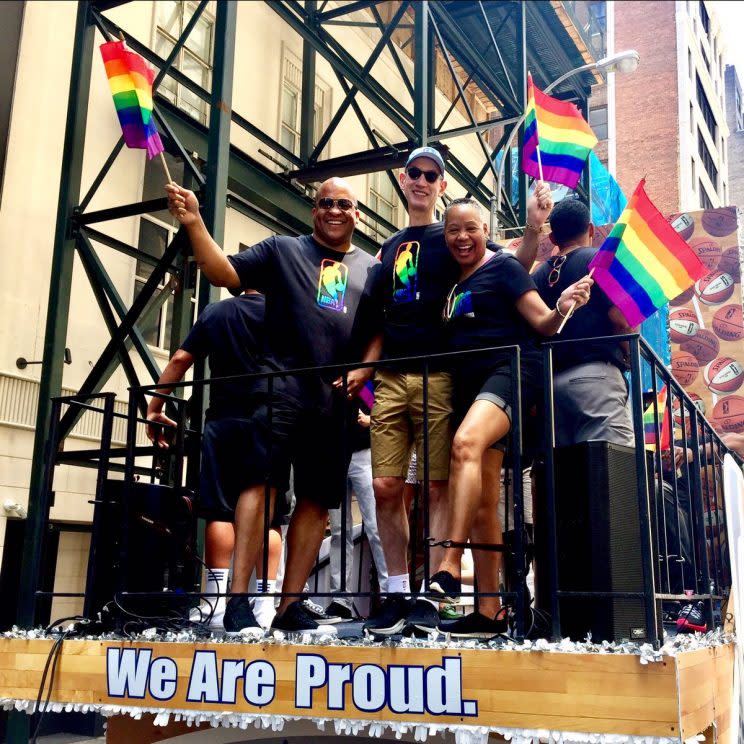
643, 386, 671, 451
522, 73, 597, 189
100, 40, 164, 159
588, 180, 707, 327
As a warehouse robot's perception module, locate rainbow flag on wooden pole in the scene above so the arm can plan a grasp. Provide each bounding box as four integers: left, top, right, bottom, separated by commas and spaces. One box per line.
522, 72, 597, 189
588, 180, 707, 327
100, 39, 171, 182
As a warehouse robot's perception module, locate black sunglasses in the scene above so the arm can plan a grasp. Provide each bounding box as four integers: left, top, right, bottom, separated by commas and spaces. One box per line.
316, 197, 356, 211
406, 166, 440, 183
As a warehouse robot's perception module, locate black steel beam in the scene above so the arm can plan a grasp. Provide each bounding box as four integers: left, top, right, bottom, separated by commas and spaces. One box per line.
317, 0, 378, 23
75, 197, 171, 225
300, 1, 317, 163
82, 225, 180, 272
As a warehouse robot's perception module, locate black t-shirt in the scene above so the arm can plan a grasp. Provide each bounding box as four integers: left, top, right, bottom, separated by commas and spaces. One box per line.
180, 294, 265, 419
444, 251, 540, 375
532, 246, 627, 372
227, 234, 379, 408
377, 222, 460, 366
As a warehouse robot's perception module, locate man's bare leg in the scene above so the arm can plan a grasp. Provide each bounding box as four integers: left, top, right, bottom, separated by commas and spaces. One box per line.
373, 476, 409, 578
230, 484, 275, 594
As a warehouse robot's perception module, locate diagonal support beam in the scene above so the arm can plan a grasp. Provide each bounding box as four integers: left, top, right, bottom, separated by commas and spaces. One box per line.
309, 0, 411, 162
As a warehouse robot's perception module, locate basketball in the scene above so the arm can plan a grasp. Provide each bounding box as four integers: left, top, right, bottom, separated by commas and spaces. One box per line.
712, 395, 744, 433
704, 356, 744, 394
701, 207, 738, 237
673, 392, 705, 425
591, 223, 612, 247
688, 237, 722, 270
670, 286, 695, 306
712, 304, 744, 341
716, 246, 741, 282
694, 271, 735, 305
669, 212, 695, 240
671, 350, 699, 387
669, 308, 700, 343
680, 329, 720, 364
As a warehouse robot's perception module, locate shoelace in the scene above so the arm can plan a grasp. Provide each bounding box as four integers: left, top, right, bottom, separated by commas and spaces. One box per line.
302, 599, 325, 615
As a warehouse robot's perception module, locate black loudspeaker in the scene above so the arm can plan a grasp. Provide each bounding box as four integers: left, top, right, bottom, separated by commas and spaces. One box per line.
86, 480, 199, 621
537, 441, 650, 642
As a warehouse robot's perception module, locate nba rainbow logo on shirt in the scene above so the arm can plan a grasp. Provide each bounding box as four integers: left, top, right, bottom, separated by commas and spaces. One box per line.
393, 241, 420, 303
445, 289, 474, 320
317, 259, 349, 312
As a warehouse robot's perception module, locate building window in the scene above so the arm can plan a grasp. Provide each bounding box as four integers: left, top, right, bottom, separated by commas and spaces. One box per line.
587, 2, 607, 59
589, 105, 608, 140
699, 179, 714, 209
698, 129, 718, 189
154, 1, 214, 125
699, 0, 710, 36
688, 49, 693, 80
690, 102, 695, 134
700, 43, 710, 74
696, 74, 717, 138
136, 153, 185, 351
279, 52, 330, 160
367, 169, 399, 241
691, 157, 696, 185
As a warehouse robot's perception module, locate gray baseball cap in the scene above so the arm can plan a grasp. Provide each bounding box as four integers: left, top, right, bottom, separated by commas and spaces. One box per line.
405, 146, 445, 175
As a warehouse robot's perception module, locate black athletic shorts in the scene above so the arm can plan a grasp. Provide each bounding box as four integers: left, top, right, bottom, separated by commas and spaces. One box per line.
452, 357, 542, 453
200, 393, 356, 514
199, 416, 291, 524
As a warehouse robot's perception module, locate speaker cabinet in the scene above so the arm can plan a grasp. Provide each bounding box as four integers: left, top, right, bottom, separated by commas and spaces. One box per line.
86, 480, 199, 620
537, 441, 652, 642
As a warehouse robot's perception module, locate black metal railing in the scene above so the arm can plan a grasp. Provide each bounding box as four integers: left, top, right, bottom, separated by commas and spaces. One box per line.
26, 336, 734, 645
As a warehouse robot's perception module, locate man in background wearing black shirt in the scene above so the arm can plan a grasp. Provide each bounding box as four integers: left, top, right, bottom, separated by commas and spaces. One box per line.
533, 199, 634, 447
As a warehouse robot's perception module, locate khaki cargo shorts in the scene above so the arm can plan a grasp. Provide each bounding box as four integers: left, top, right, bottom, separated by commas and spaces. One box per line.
370, 368, 452, 481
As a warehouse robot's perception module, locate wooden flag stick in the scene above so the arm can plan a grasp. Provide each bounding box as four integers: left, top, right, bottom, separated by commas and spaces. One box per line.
159, 152, 173, 184
535, 142, 545, 182
557, 267, 594, 334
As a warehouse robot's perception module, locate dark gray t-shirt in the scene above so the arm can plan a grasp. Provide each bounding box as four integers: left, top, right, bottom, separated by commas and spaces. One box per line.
227, 234, 379, 408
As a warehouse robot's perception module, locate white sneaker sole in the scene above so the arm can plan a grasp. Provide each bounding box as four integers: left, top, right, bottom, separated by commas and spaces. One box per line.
363, 618, 406, 637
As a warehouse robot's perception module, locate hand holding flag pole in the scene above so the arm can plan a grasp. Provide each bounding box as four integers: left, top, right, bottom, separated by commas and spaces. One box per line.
556, 267, 594, 333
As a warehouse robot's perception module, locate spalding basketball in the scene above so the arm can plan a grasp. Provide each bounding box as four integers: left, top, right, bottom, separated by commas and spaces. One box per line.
712, 304, 744, 341
671, 350, 699, 387
670, 212, 695, 240
701, 207, 738, 237
716, 246, 741, 282
704, 356, 744, 394
695, 271, 735, 305
680, 328, 720, 364
673, 392, 705, 425
591, 223, 612, 248
669, 308, 700, 343
670, 286, 696, 306
712, 395, 744, 433
688, 237, 722, 270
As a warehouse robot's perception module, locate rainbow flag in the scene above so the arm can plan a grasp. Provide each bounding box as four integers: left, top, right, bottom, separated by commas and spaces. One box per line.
588, 180, 707, 327
643, 386, 670, 451
359, 380, 375, 410
522, 73, 597, 189
100, 40, 164, 159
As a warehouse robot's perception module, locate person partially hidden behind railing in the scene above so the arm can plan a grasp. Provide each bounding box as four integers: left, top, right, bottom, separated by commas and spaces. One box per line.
421, 198, 593, 639
532, 198, 636, 447
165, 177, 381, 636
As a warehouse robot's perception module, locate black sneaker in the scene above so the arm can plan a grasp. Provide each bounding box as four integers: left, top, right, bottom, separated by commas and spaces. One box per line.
428, 570, 461, 604
363, 594, 413, 636
301, 598, 343, 624
439, 610, 509, 640
223, 595, 264, 639
676, 601, 707, 633
405, 599, 441, 637
272, 600, 338, 635
326, 600, 354, 621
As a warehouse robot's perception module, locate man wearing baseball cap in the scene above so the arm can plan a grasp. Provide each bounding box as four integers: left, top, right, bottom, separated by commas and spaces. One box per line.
364, 145, 553, 636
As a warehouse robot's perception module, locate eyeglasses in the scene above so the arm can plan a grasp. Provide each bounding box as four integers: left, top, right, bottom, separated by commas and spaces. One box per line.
406, 166, 440, 184
547, 254, 567, 287
316, 197, 356, 211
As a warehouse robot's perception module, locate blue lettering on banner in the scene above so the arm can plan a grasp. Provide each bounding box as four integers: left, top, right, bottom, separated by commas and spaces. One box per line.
104, 647, 477, 718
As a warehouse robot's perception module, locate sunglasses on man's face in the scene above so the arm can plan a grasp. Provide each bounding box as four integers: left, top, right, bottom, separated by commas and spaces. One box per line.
406, 166, 440, 184
316, 197, 356, 211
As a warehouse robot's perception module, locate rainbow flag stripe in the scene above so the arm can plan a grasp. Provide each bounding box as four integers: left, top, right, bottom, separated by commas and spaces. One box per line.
643, 386, 670, 451
100, 40, 164, 159
522, 73, 597, 189
588, 180, 707, 327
